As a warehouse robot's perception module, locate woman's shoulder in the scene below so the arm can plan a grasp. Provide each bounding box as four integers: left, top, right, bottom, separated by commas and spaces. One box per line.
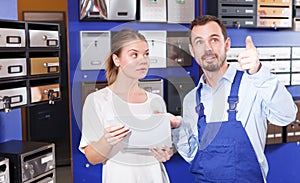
145, 91, 164, 100
85, 87, 111, 102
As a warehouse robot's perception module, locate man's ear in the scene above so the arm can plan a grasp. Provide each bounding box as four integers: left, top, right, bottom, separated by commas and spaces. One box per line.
225, 37, 231, 53
189, 44, 195, 57
112, 54, 120, 67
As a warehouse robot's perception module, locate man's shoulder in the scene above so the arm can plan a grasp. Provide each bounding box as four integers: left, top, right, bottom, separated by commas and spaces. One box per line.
184, 87, 197, 102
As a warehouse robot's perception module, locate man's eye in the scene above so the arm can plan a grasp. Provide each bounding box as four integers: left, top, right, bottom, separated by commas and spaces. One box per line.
132, 53, 138, 58
144, 52, 149, 57
195, 40, 203, 45
211, 39, 218, 44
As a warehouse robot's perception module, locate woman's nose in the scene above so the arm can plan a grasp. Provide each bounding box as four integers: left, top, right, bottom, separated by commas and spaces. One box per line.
138, 56, 149, 65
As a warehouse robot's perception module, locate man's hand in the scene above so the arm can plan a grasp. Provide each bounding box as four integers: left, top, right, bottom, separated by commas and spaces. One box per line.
169, 113, 181, 128
238, 36, 261, 75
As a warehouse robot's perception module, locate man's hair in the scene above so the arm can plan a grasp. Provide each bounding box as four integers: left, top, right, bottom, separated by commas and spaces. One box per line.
189, 15, 228, 43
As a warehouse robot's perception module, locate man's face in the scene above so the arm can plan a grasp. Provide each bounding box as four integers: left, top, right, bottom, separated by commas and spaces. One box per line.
189, 21, 230, 72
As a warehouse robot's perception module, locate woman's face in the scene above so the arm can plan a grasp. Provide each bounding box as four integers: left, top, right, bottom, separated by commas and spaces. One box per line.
113, 40, 150, 80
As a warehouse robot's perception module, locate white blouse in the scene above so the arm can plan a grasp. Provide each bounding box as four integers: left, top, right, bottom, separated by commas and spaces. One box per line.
79, 87, 170, 183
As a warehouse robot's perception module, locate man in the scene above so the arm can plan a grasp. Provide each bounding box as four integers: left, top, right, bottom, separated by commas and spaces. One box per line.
172, 15, 297, 182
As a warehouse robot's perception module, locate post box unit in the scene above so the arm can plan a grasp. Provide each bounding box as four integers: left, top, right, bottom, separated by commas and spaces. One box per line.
167, 31, 192, 67
257, 0, 293, 28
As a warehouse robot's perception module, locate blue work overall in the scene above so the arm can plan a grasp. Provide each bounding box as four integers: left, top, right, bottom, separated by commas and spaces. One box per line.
190, 71, 264, 183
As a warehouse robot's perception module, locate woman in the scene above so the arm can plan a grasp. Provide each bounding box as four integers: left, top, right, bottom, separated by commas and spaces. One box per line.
79, 29, 179, 183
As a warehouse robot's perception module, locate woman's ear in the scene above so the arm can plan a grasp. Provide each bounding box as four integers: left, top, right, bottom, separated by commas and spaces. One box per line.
112, 54, 120, 67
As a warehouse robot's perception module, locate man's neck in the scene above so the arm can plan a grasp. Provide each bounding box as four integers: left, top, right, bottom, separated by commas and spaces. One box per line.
203, 64, 229, 89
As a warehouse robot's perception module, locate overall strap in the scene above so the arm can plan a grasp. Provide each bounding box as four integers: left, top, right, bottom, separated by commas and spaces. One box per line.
227, 71, 244, 121
195, 83, 204, 118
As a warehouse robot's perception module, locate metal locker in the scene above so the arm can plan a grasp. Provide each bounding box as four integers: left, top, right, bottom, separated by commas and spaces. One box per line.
0, 58, 27, 78
138, 78, 164, 98
0, 28, 25, 47
140, 0, 167, 22
220, 17, 256, 28
138, 30, 167, 68
266, 121, 283, 144
108, 0, 136, 20
219, 6, 256, 16
81, 81, 108, 105
30, 84, 60, 104
80, 31, 110, 70
30, 57, 60, 75
167, 76, 195, 115
167, 31, 192, 67
29, 29, 59, 48
167, 0, 195, 23
0, 157, 9, 183
80, 0, 136, 20
219, 0, 255, 2
292, 74, 300, 85
286, 101, 300, 142
257, 0, 293, 28
218, 0, 257, 28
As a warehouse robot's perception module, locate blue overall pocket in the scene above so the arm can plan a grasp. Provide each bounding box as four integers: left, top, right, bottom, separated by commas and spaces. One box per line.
190, 139, 235, 181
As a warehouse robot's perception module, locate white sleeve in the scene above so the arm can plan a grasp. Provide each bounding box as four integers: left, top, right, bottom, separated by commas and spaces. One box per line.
79, 93, 105, 154
148, 92, 167, 113
246, 65, 297, 125
172, 89, 198, 163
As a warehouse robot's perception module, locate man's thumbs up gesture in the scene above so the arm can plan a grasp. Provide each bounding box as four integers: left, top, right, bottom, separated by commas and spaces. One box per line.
238, 36, 261, 75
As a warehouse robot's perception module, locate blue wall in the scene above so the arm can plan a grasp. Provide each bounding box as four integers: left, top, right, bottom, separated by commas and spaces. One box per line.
68, 1, 300, 183
0, 0, 18, 20
0, 0, 23, 143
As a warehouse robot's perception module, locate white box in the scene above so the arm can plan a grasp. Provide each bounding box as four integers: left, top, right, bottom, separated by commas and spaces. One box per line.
80, 31, 110, 70
138, 30, 167, 68
140, 0, 167, 22
167, 0, 195, 23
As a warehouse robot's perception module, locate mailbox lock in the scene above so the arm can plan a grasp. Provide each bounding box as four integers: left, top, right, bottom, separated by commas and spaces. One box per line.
0, 96, 12, 113
43, 88, 59, 105
42, 35, 48, 40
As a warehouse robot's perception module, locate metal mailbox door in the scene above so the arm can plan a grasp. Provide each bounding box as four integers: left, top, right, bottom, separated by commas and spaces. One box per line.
30, 84, 60, 103
30, 57, 60, 75
29, 30, 59, 48
0, 28, 26, 47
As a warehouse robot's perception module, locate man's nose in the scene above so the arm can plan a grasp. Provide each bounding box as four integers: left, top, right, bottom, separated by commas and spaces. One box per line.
204, 41, 213, 51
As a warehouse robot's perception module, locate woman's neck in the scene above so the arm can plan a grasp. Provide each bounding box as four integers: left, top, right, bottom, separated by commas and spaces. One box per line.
109, 79, 147, 103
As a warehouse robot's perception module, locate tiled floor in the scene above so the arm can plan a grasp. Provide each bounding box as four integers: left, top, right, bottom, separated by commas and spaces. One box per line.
56, 165, 72, 183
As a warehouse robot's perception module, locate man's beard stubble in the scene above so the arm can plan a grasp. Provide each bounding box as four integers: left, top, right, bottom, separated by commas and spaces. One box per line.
201, 53, 226, 72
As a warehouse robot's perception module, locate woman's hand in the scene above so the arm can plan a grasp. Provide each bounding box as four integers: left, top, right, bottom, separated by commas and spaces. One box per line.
151, 145, 174, 162
84, 124, 130, 165
103, 124, 131, 146
153, 111, 181, 129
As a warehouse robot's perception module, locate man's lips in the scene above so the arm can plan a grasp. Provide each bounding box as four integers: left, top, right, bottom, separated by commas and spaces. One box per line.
203, 55, 216, 62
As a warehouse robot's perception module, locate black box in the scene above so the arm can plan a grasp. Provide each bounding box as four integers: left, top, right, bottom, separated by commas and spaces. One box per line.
0, 157, 9, 183
0, 140, 55, 183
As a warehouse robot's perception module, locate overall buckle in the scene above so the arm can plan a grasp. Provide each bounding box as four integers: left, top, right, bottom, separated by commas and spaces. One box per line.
227, 96, 239, 111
